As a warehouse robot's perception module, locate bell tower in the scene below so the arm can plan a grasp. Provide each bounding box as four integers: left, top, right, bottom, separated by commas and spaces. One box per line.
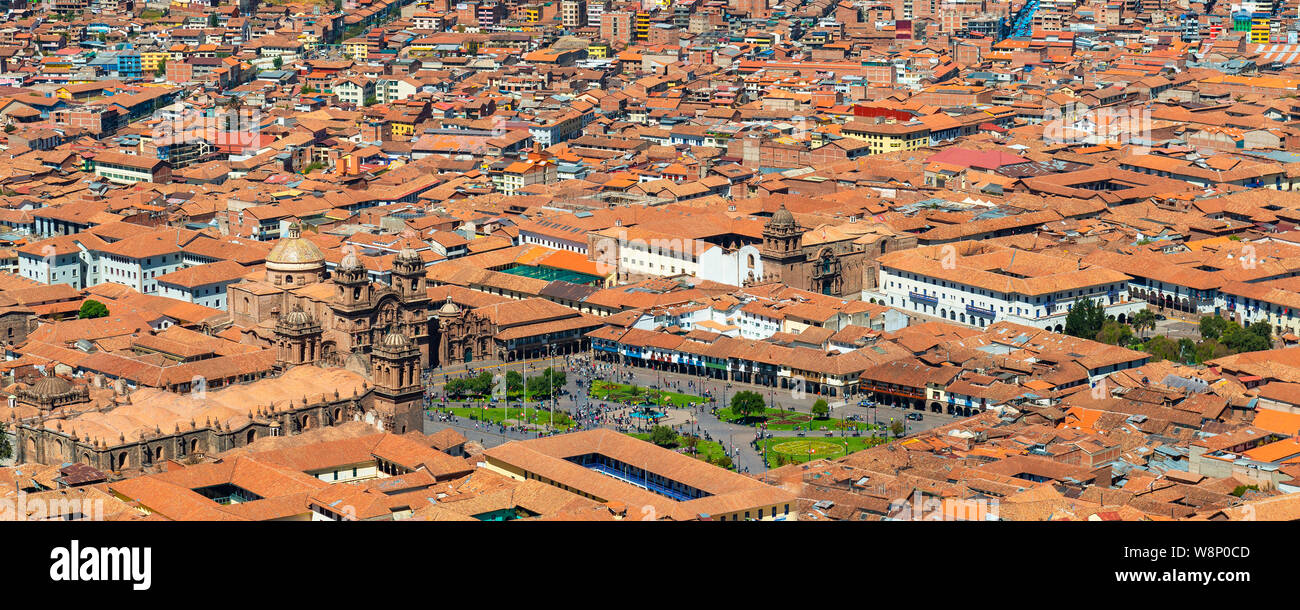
761, 204, 806, 281
331, 250, 373, 357
274, 308, 323, 371
334, 250, 371, 308
392, 248, 431, 368
370, 330, 422, 434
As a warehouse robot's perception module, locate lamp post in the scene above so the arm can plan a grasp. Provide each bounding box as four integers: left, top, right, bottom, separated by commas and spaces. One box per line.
549, 344, 556, 432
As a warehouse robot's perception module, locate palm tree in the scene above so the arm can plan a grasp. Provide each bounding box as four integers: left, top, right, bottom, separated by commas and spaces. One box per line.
222, 94, 243, 132
1131, 309, 1157, 339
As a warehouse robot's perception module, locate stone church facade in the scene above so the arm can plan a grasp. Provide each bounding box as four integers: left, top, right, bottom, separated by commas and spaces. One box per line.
227, 223, 434, 369
758, 205, 868, 298
757, 205, 916, 299
11, 225, 445, 473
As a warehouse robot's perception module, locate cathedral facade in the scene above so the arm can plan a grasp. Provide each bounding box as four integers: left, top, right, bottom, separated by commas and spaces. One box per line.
227, 223, 434, 370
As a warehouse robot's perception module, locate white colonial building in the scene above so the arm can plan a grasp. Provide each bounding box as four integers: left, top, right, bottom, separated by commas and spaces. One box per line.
866, 242, 1147, 332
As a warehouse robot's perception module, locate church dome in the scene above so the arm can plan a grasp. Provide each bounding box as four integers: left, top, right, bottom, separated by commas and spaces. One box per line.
267, 223, 326, 272
281, 309, 314, 326
437, 297, 461, 316
395, 247, 422, 265
381, 331, 410, 348
768, 205, 797, 229
30, 375, 72, 398
339, 249, 363, 272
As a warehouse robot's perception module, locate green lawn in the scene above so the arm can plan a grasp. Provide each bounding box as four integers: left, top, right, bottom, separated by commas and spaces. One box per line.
714, 406, 876, 431
629, 432, 731, 469
444, 406, 576, 431
759, 435, 891, 468
591, 380, 706, 409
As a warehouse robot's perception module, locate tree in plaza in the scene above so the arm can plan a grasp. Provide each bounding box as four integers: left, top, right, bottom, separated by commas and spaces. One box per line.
1142, 335, 1181, 362
713, 454, 734, 470
444, 378, 468, 397
469, 371, 494, 397
811, 399, 830, 419
1219, 321, 1250, 352
1200, 315, 1228, 341
1130, 309, 1158, 338
526, 368, 566, 400
1248, 321, 1273, 341
649, 425, 677, 447
683, 434, 700, 455
729, 391, 766, 423
1064, 298, 1105, 339
273, 56, 284, 69
1222, 321, 1271, 353
890, 421, 905, 438
1095, 320, 1133, 346
1194, 339, 1231, 363
506, 370, 523, 396
78, 299, 109, 319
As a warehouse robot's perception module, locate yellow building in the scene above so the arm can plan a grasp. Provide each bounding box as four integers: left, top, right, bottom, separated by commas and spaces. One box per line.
141, 51, 170, 74
1250, 18, 1270, 43
344, 38, 369, 61
743, 33, 774, 50
586, 43, 609, 59
841, 120, 931, 155
391, 121, 415, 138
634, 11, 650, 40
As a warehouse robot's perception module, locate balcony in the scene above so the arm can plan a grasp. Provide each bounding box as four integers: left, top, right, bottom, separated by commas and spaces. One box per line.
966, 304, 996, 318
864, 383, 923, 400
909, 291, 938, 305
